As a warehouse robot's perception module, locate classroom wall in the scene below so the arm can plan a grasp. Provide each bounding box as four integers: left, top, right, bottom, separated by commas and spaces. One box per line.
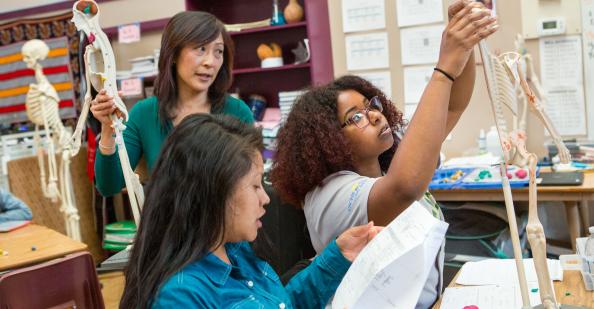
99, 0, 185, 70
1, 0, 184, 70
327, 0, 580, 160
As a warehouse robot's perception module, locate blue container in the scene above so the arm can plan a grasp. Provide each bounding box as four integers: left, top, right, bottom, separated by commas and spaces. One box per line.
247, 95, 267, 121
429, 168, 474, 190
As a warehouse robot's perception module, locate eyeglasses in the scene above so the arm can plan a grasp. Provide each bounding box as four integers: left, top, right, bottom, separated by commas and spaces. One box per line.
341, 96, 384, 129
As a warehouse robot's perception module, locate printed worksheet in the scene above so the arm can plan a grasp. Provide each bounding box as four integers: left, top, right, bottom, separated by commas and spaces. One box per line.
345, 32, 390, 71
342, 0, 386, 32
396, 0, 444, 27
400, 25, 444, 65
332, 202, 448, 308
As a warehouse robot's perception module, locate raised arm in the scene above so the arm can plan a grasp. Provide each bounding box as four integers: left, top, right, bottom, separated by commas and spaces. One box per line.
444, 1, 497, 137
368, 1, 498, 226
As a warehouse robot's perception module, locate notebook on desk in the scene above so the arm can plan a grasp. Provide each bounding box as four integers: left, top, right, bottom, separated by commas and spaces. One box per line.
539, 172, 584, 186
0, 220, 30, 232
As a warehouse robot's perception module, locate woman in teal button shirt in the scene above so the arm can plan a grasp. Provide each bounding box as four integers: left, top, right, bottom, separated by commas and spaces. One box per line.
90, 11, 253, 197
119, 114, 381, 308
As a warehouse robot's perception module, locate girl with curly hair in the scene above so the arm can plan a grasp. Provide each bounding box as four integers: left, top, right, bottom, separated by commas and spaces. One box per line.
271, 1, 498, 307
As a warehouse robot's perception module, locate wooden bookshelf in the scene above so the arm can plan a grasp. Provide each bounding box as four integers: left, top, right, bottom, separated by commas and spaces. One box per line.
186, 0, 333, 107
228, 21, 307, 37
233, 62, 310, 75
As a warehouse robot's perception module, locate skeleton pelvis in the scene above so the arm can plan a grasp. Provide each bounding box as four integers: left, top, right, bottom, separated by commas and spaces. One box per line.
88, 50, 105, 90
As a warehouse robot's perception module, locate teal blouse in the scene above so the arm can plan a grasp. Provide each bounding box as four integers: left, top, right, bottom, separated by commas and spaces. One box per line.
152, 240, 350, 308
94, 95, 254, 196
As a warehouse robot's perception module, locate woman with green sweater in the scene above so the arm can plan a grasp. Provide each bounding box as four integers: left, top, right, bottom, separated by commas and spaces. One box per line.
91, 12, 253, 196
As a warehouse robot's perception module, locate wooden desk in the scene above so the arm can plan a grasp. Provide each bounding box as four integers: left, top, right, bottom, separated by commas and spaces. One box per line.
0, 224, 87, 271
434, 270, 594, 308
99, 271, 125, 309
430, 171, 594, 249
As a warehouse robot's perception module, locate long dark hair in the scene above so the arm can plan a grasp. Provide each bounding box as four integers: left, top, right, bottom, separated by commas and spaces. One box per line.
154, 11, 234, 125
271, 75, 405, 206
120, 114, 263, 308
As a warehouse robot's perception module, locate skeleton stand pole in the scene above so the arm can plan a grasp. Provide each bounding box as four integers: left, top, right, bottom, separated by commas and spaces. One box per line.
500, 162, 531, 308
479, 40, 531, 309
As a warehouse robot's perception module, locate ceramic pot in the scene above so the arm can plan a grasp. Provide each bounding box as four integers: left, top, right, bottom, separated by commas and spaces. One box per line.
284, 0, 303, 23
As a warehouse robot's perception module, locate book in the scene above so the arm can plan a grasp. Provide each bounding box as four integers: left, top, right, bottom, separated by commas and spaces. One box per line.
0, 220, 31, 232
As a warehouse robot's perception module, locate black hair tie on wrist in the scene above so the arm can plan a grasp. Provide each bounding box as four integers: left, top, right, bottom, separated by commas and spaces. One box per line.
434, 67, 455, 82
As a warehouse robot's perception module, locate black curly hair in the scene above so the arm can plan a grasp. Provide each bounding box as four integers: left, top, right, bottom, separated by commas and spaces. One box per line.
270, 75, 406, 206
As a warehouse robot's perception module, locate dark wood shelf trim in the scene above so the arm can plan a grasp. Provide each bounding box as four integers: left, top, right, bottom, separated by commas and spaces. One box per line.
233, 63, 310, 75
0, 0, 114, 20
228, 21, 307, 37
103, 17, 170, 40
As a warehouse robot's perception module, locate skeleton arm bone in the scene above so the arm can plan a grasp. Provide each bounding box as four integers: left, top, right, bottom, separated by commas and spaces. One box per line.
516, 63, 571, 164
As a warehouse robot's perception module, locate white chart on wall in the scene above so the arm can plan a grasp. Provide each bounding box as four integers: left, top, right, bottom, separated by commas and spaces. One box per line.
400, 24, 444, 65
345, 32, 390, 71
582, 0, 594, 139
356, 71, 393, 99
539, 35, 587, 136
396, 0, 444, 27
341, 0, 386, 33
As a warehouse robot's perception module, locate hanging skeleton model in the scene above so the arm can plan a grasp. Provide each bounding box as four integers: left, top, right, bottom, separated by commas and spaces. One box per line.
21, 40, 81, 241
70, 0, 144, 225
474, 6, 576, 309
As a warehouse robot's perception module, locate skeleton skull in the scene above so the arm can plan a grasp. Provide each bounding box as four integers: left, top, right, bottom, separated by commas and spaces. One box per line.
21, 39, 49, 69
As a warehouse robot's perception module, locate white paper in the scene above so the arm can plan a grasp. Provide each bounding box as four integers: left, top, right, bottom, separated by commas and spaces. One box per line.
404, 66, 434, 103
582, 0, 594, 138
442, 153, 502, 167
357, 71, 392, 98
342, 0, 386, 33
404, 103, 418, 121
332, 202, 448, 309
456, 258, 563, 286
400, 25, 444, 65
118, 23, 141, 44
441, 283, 543, 309
346, 32, 390, 71
396, 0, 444, 27
539, 35, 587, 136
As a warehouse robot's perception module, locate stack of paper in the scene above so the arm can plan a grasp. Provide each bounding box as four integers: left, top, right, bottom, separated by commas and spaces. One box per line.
129, 55, 157, 77
440, 258, 563, 309
455, 258, 563, 285
278, 90, 305, 123
255, 108, 281, 150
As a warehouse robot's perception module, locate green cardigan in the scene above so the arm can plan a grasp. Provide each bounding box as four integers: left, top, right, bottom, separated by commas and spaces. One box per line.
94, 95, 254, 196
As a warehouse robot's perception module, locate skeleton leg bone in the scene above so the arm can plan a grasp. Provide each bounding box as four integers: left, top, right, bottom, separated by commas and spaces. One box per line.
41, 103, 60, 202
59, 148, 81, 241
526, 153, 558, 308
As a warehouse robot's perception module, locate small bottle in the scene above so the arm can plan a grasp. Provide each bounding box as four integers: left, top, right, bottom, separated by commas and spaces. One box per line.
585, 227, 594, 255
584, 227, 594, 271
478, 129, 486, 154
486, 126, 502, 157
271, 0, 286, 26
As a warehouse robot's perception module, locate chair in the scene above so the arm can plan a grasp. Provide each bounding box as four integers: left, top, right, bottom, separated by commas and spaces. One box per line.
0, 252, 104, 309
6, 149, 104, 263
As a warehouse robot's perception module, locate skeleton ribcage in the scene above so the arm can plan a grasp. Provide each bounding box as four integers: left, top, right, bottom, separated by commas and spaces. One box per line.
488, 54, 519, 133
26, 84, 65, 135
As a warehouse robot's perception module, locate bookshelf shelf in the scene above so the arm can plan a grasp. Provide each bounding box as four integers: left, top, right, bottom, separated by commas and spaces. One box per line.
186, 0, 333, 107
233, 63, 310, 75
228, 22, 307, 37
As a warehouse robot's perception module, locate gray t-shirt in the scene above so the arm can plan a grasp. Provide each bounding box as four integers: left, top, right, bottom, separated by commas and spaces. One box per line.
304, 170, 445, 309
